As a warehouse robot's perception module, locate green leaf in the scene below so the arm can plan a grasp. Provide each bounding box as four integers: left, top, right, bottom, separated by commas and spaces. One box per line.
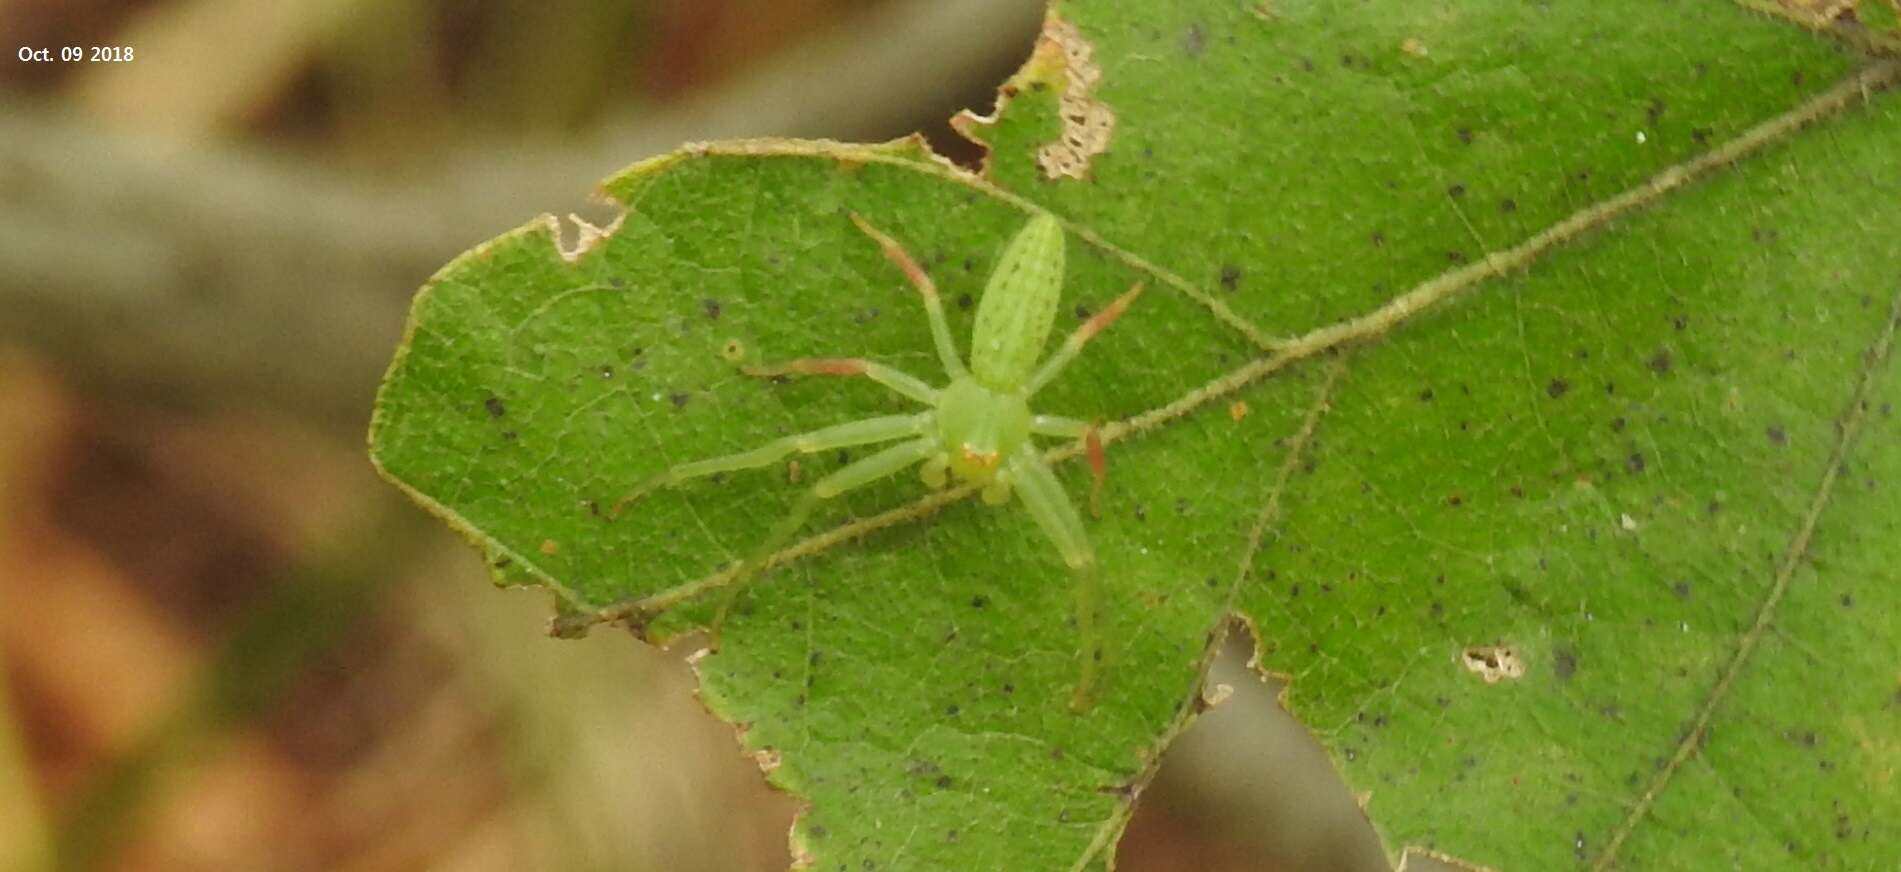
370, 2, 1901, 868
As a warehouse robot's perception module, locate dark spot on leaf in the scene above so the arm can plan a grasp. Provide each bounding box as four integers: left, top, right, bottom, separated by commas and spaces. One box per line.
702, 298, 721, 319
956, 292, 973, 310
1457, 127, 1474, 144
493, 557, 512, 569
1002, 682, 1014, 695
1673, 581, 1692, 600
1447, 183, 1466, 198
809, 825, 827, 839
485, 396, 506, 418
1792, 70, 1805, 85
1446, 250, 1468, 264
1766, 424, 1787, 446
970, 594, 987, 609
854, 307, 881, 324
501, 431, 518, 442
1500, 197, 1518, 213
1611, 417, 1626, 432
1446, 494, 1464, 507
944, 705, 959, 718
1370, 230, 1386, 246
670, 392, 689, 409
1419, 387, 1434, 402
1219, 264, 1242, 291
1691, 126, 1712, 144
1073, 304, 1092, 320
1547, 378, 1570, 399
1554, 647, 1577, 680
1626, 452, 1646, 474
1839, 592, 1853, 608
1183, 23, 1205, 57
600, 365, 614, 380
1648, 350, 1674, 374
1752, 226, 1779, 245
1134, 504, 1147, 522
608, 276, 625, 288
1647, 98, 1666, 122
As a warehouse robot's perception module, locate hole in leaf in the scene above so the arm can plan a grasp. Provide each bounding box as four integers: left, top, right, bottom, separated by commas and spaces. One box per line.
1119, 621, 1389, 871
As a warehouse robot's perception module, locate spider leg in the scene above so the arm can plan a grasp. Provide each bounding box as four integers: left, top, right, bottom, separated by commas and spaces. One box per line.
1030, 415, 1108, 518
1023, 282, 1145, 396
711, 435, 941, 639
742, 357, 939, 405
1005, 447, 1105, 712
1028, 414, 1090, 438
849, 213, 969, 379
612, 413, 930, 517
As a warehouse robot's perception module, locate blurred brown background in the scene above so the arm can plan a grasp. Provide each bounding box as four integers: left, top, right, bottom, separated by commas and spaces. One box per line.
0, 2, 1396, 869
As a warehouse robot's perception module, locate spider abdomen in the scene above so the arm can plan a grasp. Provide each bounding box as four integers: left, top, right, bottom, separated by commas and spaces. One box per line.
970, 213, 1066, 389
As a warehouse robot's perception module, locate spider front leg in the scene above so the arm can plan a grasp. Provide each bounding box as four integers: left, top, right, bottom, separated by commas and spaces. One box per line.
1005, 446, 1105, 712
711, 435, 941, 638
849, 213, 969, 379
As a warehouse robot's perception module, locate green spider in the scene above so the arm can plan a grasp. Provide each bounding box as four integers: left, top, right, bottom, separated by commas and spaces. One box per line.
620, 212, 1142, 710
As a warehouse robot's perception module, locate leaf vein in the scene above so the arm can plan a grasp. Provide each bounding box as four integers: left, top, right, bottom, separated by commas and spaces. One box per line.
1588, 281, 1901, 869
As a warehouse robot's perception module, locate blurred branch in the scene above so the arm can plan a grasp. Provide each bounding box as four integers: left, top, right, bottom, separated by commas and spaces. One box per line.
0, 0, 1041, 430
48, 497, 432, 871
0, 664, 50, 872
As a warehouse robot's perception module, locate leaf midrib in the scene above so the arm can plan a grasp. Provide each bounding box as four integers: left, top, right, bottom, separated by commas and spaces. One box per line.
562, 60, 1901, 641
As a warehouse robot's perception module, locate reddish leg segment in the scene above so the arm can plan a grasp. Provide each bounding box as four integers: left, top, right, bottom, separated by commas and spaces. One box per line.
1024, 283, 1146, 395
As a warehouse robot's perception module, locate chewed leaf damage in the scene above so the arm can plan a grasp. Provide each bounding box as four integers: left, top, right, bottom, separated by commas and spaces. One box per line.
952, 12, 1117, 181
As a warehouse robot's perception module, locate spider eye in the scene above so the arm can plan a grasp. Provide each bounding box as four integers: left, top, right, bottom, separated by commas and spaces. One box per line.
960, 445, 1000, 471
